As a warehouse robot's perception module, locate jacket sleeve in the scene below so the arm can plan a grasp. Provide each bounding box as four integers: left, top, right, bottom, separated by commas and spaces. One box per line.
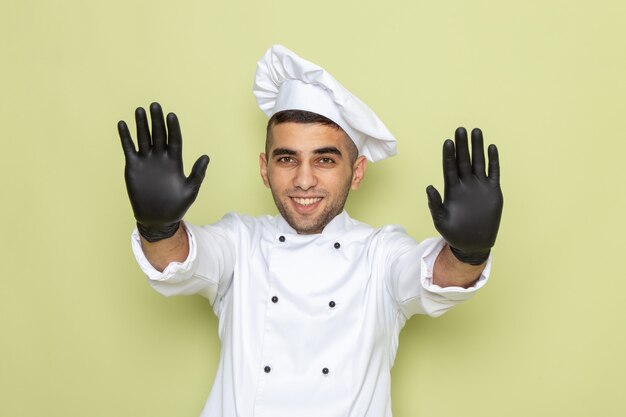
130, 217, 237, 307
379, 227, 490, 319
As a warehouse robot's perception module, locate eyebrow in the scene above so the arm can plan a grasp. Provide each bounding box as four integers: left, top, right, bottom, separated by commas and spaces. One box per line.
314, 147, 343, 157
272, 148, 297, 157
271, 146, 343, 158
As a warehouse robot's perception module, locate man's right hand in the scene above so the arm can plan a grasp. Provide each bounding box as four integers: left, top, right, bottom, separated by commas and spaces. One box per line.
118, 102, 210, 242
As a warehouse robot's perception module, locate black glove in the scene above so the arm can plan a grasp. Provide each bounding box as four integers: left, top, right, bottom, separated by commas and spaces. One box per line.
426, 127, 503, 265
118, 102, 210, 242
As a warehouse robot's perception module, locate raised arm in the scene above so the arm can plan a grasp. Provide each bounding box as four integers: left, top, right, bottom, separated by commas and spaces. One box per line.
426, 127, 503, 288
118, 102, 210, 271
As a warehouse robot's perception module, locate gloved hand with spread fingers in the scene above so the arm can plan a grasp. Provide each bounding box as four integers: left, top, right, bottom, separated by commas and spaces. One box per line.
118, 102, 210, 242
426, 127, 503, 265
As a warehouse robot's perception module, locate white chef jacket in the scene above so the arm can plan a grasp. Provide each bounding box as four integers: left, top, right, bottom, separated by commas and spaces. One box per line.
131, 211, 490, 417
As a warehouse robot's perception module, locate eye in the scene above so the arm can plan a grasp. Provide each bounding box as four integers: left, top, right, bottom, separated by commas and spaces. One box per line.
276, 156, 296, 164
318, 157, 335, 164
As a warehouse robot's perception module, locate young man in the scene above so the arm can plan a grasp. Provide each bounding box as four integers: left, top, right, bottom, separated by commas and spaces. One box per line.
118, 45, 503, 417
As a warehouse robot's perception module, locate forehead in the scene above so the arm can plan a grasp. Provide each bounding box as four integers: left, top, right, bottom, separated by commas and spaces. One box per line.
268, 122, 352, 153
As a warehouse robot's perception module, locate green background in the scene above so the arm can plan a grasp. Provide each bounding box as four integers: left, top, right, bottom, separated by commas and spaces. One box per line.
2, 0, 625, 416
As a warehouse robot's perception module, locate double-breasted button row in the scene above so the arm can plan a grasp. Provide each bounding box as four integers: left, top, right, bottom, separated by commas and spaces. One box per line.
276, 236, 341, 250
269, 295, 335, 308
263, 365, 330, 375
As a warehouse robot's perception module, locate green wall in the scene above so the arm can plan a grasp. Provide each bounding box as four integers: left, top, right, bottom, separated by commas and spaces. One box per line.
2, 0, 625, 416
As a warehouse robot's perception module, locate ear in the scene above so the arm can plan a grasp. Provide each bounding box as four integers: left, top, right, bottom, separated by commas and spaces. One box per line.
350, 156, 367, 190
259, 153, 270, 188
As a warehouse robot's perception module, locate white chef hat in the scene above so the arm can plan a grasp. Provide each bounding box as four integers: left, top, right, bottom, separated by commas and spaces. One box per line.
253, 44, 397, 162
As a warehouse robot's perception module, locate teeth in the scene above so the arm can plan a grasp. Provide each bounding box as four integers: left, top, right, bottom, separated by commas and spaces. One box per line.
293, 197, 322, 206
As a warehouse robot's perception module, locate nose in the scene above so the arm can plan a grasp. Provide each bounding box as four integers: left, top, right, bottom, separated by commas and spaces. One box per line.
293, 162, 317, 190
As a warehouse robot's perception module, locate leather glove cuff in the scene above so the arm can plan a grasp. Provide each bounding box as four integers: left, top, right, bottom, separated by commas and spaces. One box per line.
450, 246, 490, 266
137, 221, 181, 242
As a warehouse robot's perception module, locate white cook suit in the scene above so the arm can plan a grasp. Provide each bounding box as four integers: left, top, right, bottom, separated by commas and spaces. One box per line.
131, 211, 490, 417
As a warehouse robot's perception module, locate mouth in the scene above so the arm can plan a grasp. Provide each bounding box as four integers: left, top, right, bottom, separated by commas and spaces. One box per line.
292, 197, 322, 206
290, 197, 323, 213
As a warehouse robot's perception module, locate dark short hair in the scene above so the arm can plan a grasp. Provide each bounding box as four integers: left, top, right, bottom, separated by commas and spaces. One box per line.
265, 110, 358, 163
268, 109, 342, 129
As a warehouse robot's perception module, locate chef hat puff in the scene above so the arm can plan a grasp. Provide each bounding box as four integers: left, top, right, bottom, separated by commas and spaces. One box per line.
253, 45, 397, 162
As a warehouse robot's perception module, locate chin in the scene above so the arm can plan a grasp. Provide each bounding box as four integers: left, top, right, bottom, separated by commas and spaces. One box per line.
286, 216, 325, 235
273, 193, 345, 234
286, 206, 343, 235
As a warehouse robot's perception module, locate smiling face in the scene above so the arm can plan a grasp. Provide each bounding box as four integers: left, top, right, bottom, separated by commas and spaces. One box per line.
260, 122, 367, 234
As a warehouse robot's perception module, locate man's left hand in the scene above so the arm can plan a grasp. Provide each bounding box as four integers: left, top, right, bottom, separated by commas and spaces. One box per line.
426, 127, 503, 265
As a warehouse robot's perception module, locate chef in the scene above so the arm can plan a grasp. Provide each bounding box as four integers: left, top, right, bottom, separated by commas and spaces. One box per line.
117, 45, 503, 417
